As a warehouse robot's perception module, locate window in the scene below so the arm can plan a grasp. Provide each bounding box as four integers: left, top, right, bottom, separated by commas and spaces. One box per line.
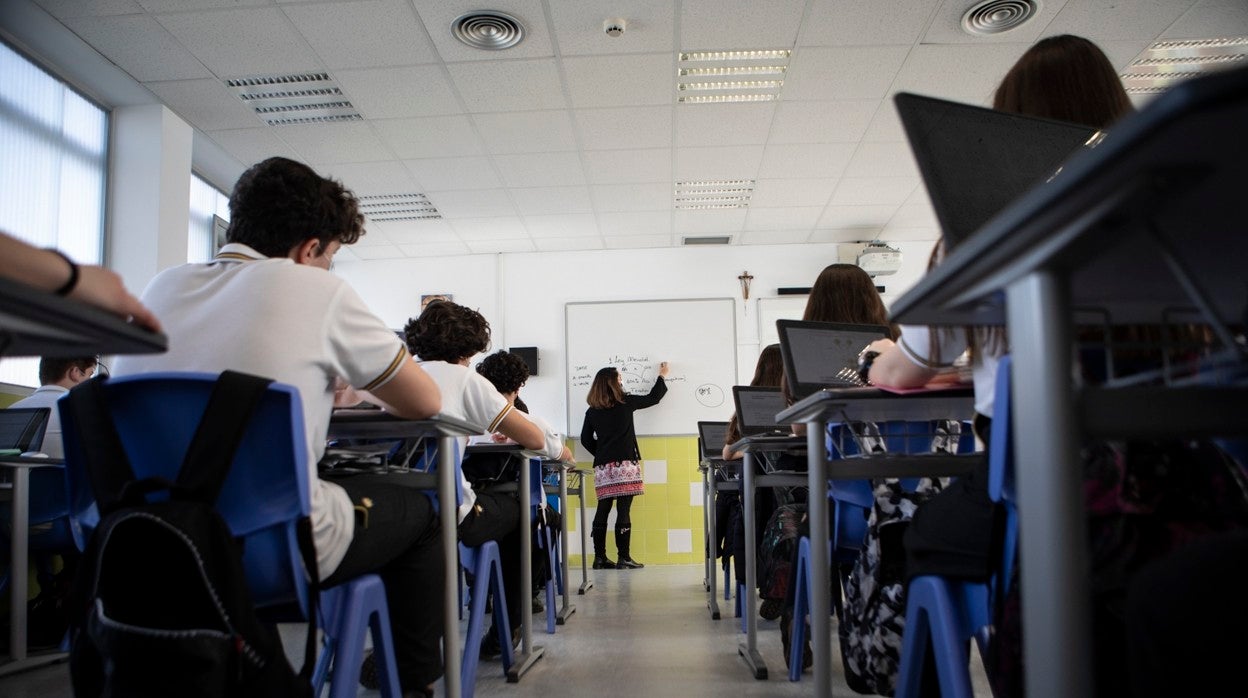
0, 40, 110, 387
188, 173, 230, 262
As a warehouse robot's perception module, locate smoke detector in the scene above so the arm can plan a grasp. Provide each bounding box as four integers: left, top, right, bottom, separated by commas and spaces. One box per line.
961, 0, 1039, 36
452, 11, 525, 50
604, 18, 626, 37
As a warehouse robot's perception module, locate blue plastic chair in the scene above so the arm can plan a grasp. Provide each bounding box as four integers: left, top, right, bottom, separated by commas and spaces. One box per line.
894, 356, 1017, 698
458, 540, 514, 697
58, 373, 403, 698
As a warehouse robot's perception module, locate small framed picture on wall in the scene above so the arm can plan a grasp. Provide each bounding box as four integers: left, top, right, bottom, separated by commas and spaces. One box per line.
421, 294, 452, 310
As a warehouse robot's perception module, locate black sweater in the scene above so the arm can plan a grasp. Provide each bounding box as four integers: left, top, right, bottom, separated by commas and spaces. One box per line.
580, 377, 667, 466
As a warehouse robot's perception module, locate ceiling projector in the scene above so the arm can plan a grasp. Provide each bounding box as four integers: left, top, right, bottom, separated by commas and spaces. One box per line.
856, 242, 902, 277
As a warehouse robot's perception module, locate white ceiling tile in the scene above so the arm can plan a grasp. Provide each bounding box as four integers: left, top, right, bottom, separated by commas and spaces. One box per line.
888, 202, 938, 229
877, 227, 941, 243
316, 161, 419, 196
769, 100, 880, 144
374, 116, 484, 158
449, 217, 529, 240
817, 205, 898, 229
681, 0, 804, 50
155, 8, 322, 78
332, 246, 359, 263
335, 66, 460, 119
429, 189, 517, 218
759, 143, 855, 179
744, 206, 822, 231
447, 58, 567, 113
799, 0, 938, 47
598, 211, 671, 236
350, 244, 407, 259
206, 127, 301, 166
549, 0, 674, 56
605, 234, 670, 249
139, 0, 265, 10
397, 241, 471, 257
843, 141, 919, 178
371, 219, 459, 244
64, 14, 210, 82
591, 182, 670, 212
275, 122, 392, 163
34, 0, 145, 19
411, 0, 553, 62
403, 157, 502, 191
494, 152, 586, 187
751, 179, 837, 208
675, 103, 776, 147
892, 44, 1030, 105
808, 226, 880, 243
350, 226, 393, 246
575, 107, 673, 151
1097, 40, 1162, 72
510, 186, 593, 215
1161, 1, 1248, 40
923, 0, 1066, 45
283, 0, 439, 70
1046, 0, 1196, 42
783, 46, 911, 101
467, 238, 534, 254
533, 237, 604, 252
739, 229, 811, 245
906, 184, 933, 206
472, 111, 578, 154
563, 53, 673, 108
674, 145, 765, 180
862, 100, 907, 142
673, 209, 747, 235
830, 177, 918, 205
145, 79, 261, 131
583, 149, 671, 184
523, 213, 599, 238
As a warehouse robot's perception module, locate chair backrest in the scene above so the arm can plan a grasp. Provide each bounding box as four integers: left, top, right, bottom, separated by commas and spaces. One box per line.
0, 407, 51, 453
988, 356, 1015, 504
59, 372, 313, 612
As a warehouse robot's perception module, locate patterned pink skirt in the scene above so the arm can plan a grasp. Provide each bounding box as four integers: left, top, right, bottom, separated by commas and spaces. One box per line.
593, 459, 644, 500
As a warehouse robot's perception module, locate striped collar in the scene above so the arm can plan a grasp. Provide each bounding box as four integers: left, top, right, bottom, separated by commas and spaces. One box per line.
214, 242, 273, 263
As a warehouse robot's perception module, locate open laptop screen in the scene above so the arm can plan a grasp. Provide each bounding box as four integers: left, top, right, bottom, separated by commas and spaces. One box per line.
697, 421, 729, 459
894, 92, 1099, 250
731, 386, 789, 438
0, 407, 50, 453
777, 320, 890, 399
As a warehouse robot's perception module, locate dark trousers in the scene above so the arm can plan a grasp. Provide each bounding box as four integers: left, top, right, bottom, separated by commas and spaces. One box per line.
323, 473, 444, 691
457, 490, 522, 631
592, 493, 634, 530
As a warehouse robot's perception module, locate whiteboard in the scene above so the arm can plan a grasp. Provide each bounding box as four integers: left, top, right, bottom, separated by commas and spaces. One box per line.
566, 299, 737, 437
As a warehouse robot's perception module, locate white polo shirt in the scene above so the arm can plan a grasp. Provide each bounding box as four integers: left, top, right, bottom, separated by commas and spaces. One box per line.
894, 324, 1001, 418
113, 243, 409, 577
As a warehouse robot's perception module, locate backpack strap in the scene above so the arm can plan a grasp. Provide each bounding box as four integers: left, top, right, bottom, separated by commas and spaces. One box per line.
173, 370, 274, 504
65, 375, 141, 515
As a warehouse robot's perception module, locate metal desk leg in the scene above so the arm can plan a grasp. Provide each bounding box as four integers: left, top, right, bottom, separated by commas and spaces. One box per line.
706, 472, 721, 620
702, 466, 711, 591
737, 452, 766, 679
1008, 272, 1093, 698
507, 458, 544, 682
806, 423, 831, 697
556, 467, 574, 624
438, 439, 462, 698
576, 472, 593, 595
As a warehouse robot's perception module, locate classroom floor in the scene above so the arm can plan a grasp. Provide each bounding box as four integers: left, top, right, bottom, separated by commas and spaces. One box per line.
0, 563, 991, 696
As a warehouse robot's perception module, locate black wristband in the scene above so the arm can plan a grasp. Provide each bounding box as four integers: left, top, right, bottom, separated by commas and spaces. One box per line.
49, 249, 80, 296
857, 350, 881, 384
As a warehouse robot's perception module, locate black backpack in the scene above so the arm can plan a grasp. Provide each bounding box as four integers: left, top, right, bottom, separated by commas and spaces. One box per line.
64, 371, 317, 698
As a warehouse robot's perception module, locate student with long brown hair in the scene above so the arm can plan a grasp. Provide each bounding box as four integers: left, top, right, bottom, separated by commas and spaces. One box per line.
580, 362, 669, 569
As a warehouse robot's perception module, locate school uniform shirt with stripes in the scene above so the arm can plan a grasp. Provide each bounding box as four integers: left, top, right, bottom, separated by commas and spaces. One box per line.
112, 243, 409, 579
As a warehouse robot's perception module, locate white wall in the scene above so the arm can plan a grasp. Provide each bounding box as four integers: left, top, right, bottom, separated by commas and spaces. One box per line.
336, 238, 936, 434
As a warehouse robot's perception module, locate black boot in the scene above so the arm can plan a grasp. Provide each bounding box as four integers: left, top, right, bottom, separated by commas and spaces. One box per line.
592, 525, 615, 569
616, 526, 644, 569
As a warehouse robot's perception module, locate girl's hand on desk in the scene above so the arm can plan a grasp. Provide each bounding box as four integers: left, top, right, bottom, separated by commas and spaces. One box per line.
73, 265, 163, 333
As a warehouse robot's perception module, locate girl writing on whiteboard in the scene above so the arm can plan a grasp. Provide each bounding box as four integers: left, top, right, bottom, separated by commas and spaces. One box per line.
581, 361, 670, 569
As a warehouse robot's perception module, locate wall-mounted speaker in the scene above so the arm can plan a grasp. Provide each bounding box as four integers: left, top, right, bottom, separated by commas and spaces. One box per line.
509, 346, 538, 376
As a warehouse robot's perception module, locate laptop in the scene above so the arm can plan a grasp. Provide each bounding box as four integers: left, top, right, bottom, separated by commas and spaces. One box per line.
0, 407, 51, 454
730, 386, 792, 439
697, 421, 729, 461
894, 92, 1100, 250
776, 319, 891, 399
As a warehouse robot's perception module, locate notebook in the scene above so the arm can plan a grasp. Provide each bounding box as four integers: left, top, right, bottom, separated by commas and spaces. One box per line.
777, 319, 891, 399
730, 386, 791, 438
0, 407, 51, 454
697, 421, 729, 461
894, 92, 1100, 250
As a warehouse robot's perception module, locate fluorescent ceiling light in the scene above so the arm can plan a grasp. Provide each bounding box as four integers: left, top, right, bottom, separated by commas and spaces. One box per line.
1121, 37, 1247, 94
675, 180, 754, 210
359, 194, 442, 221
677, 49, 791, 105
226, 72, 361, 126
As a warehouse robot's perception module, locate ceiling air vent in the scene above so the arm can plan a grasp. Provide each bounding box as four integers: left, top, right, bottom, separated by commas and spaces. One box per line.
226, 73, 361, 126
682, 235, 733, 245
677, 50, 790, 104
675, 180, 755, 210
358, 194, 441, 222
452, 11, 525, 50
1120, 37, 1247, 94
961, 0, 1038, 36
